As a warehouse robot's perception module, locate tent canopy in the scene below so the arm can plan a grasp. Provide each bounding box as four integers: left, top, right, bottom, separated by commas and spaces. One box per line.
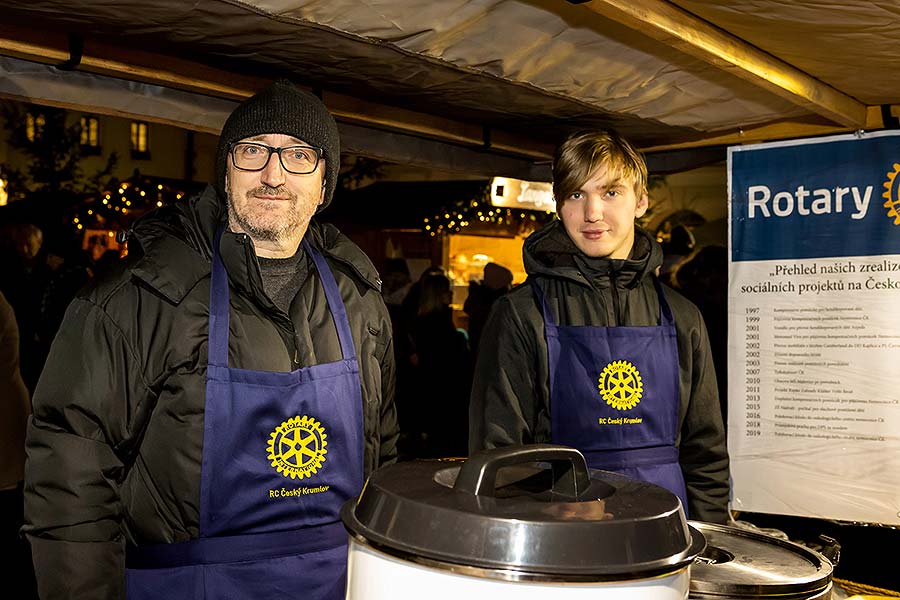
0, 0, 897, 180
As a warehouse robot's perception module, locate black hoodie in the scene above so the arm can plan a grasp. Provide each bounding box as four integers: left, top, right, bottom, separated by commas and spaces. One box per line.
469, 220, 730, 523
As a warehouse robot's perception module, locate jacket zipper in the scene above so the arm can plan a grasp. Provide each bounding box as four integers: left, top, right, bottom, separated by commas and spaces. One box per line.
609, 269, 620, 326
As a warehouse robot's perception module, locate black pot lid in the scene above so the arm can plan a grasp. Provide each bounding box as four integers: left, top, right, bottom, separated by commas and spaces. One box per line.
341, 444, 705, 577
688, 521, 833, 598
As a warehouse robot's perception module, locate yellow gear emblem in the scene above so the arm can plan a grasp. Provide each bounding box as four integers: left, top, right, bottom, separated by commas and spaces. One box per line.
598, 360, 643, 410
266, 415, 328, 479
883, 163, 900, 225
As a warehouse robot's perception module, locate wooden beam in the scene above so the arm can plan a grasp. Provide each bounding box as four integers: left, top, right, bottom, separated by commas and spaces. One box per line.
0, 24, 551, 160
577, 0, 869, 128
641, 120, 850, 153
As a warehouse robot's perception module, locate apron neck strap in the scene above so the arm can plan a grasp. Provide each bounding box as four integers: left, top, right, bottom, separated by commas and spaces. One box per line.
207, 228, 356, 368
208, 226, 231, 367
302, 239, 356, 360
530, 275, 676, 327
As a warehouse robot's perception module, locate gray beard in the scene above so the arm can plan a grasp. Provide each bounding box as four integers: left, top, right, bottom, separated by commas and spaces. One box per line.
226, 184, 302, 243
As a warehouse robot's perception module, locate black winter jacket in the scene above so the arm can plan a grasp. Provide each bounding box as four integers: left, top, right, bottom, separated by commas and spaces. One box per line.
23, 185, 398, 599
469, 221, 729, 523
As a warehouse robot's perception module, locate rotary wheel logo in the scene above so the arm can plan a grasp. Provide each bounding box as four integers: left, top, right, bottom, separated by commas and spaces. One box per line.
883, 163, 900, 225
266, 415, 328, 479
598, 360, 643, 410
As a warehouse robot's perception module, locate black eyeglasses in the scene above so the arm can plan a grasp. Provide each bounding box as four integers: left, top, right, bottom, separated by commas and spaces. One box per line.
229, 142, 323, 175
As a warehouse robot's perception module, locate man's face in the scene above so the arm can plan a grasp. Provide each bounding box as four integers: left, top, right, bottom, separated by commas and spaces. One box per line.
225, 133, 325, 245
557, 163, 648, 259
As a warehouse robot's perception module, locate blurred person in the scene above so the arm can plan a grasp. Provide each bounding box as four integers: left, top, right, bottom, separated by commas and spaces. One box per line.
408, 271, 471, 458
0, 291, 38, 598
469, 130, 729, 523
672, 245, 728, 425
23, 80, 398, 599
381, 257, 412, 308
659, 223, 695, 286
0, 223, 48, 393
463, 261, 513, 356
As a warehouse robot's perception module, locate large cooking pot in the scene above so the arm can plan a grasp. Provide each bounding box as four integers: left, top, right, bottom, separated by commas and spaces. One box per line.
342, 444, 705, 599
689, 521, 834, 599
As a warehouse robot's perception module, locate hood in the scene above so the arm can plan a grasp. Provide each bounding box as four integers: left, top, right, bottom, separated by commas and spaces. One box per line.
523, 220, 663, 289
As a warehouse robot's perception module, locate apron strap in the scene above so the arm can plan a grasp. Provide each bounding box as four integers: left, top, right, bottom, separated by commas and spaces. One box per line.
126, 521, 348, 569
652, 276, 675, 327
208, 226, 230, 368
303, 240, 355, 361
207, 229, 357, 367
529, 279, 558, 327
531, 276, 675, 328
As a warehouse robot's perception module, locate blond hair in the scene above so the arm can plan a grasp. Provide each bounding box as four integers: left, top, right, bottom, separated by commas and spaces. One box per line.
552, 130, 648, 203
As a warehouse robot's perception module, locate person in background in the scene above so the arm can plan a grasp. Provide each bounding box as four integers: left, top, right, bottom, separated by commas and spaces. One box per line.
463, 261, 513, 357
407, 271, 472, 458
469, 129, 729, 524
24, 79, 398, 599
659, 223, 695, 286
0, 223, 47, 393
672, 245, 728, 426
0, 291, 38, 599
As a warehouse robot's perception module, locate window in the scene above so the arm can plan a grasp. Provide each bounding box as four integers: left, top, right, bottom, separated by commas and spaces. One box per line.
130, 121, 150, 159
26, 112, 46, 142
80, 116, 101, 155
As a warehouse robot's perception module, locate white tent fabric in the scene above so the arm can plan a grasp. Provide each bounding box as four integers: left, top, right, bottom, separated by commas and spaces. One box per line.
0, 0, 896, 163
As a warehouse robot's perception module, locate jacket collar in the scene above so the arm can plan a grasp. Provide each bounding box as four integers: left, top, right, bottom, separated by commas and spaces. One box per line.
129, 184, 382, 304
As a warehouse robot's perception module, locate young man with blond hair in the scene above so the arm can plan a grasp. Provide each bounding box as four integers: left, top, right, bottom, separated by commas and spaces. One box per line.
469, 130, 729, 523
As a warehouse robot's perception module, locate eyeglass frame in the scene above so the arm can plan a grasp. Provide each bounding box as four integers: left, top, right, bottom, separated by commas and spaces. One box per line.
228, 142, 324, 175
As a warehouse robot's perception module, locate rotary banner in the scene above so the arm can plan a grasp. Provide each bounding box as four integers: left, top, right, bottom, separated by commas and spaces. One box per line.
728, 130, 900, 526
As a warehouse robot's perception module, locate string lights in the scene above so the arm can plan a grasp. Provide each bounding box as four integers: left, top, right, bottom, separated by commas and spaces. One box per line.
69, 177, 190, 232
423, 185, 555, 237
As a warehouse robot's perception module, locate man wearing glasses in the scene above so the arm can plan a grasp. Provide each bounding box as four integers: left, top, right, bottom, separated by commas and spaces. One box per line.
23, 80, 398, 599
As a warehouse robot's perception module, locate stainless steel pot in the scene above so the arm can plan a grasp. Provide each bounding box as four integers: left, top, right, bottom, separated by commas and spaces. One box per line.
689, 521, 834, 599
342, 444, 706, 599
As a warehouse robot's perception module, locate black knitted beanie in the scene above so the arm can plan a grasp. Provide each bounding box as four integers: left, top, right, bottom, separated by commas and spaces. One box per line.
215, 79, 340, 211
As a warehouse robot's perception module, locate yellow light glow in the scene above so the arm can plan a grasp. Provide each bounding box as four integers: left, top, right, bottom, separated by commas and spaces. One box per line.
107, 231, 114, 237
157, 201, 163, 207
0, 178, 7, 207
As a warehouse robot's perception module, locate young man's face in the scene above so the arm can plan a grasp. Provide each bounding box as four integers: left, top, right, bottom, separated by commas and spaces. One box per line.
225, 133, 325, 245
557, 163, 648, 259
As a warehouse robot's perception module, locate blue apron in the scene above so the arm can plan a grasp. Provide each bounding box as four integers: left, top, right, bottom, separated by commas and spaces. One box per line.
534, 277, 689, 514
126, 233, 364, 599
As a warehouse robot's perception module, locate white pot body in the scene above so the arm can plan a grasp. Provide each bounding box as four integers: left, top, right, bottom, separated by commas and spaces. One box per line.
346, 539, 690, 600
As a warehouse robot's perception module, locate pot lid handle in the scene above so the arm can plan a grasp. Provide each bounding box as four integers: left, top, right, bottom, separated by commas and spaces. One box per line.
454, 444, 592, 499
